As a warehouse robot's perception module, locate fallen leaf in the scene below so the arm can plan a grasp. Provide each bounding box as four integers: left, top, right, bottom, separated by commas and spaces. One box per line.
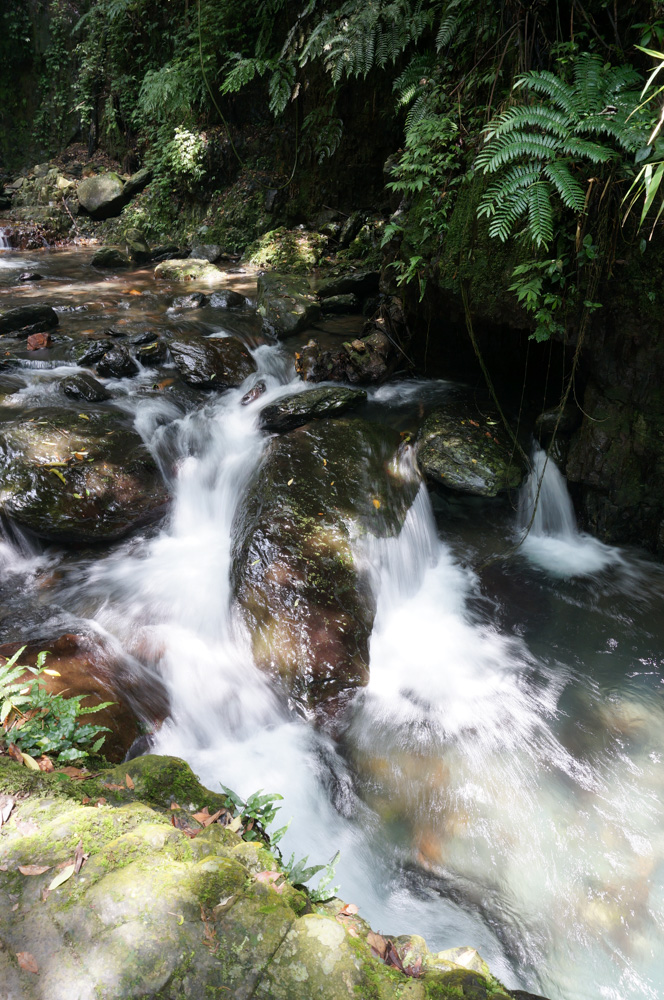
338, 903, 359, 917
156, 378, 175, 389
14, 819, 38, 835
78, 413, 90, 420
404, 958, 423, 979
37, 756, 54, 772
347, 926, 359, 938
128, 289, 142, 295
18, 865, 51, 876
96, 798, 106, 807
7, 744, 23, 764
0, 795, 14, 825
74, 840, 87, 874
254, 871, 285, 893
367, 931, 388, 960
125, 773, 134, 790
16, 952, 39, 974
12, 902, 18, 911
170, 802, 181, 811
102, 783, 125, 791
48, 864, 75, 891
469, 419, 479, 427
0, 863, 7, 871
81, 796, 91, 805
27, 332, 52, 351
372, 499, 381, 509
227, 815, 242, 833
385, 941, 405, 973
287, 478, 294, 486
42, 669, 60, 677
59, 766, 88, 779
192, 807, 223, 828
49, 468, 67, 485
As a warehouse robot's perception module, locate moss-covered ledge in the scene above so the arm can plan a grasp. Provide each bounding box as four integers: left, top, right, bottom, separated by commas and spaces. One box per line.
1, 754, 538, 1000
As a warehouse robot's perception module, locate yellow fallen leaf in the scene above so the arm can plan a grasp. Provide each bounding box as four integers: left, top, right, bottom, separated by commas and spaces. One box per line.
48, 863, 75, 891
49, 468, 67, 484
228, 816, 242, 833
43, 669, 60, 677
78, 413, 90, 420
372, 499, 381, 509
20, 752, 40, 771
287, 478, 294, 486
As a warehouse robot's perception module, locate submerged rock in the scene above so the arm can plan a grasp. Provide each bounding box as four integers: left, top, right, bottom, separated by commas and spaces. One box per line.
416, 407, 525, 497
73, 339, 110, 366
256, 273, 321, 337
60, 372, 112, 402
241, 380, 267, 405
259, 386, 367, 432
136, 339, 168, 366
171, 292, 209, 310
169, 337, 256, 389
77, 171, 126, 219
90, 247, 130, 269
123, 227, 151, 263
233, 418, 420, 717
210, 289, 246, 309
154, 258, 221, 282
0, 304, 59, 336
0, 407, 169, 543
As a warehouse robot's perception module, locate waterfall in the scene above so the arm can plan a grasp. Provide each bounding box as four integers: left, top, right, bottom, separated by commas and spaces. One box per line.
518, 444, 621, 576
0, 228, 10, 249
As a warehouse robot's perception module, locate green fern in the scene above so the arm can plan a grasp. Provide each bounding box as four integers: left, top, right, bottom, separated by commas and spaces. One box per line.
477, 53, 649, 247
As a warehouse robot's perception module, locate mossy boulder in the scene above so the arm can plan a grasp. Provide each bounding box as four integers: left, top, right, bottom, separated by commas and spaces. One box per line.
154, 258, 221, 283
0, 407, 169, 543
123, 228, 151, 263
0, 304, 59, 336
259, 386, 367, 432
416, 407, 525, 497
256, 273, 321, 337
169, 336, 257, 389
0, 754, 531, 1000
246, 227, 328, 273
232, 418, 420, 716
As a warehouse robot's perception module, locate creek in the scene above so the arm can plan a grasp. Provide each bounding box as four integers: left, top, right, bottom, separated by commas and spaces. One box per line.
1, 244, 664, 1000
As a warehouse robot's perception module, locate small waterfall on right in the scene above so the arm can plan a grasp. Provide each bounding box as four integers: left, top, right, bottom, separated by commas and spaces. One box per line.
0, 229, 10, 249
518, 444, 622, 576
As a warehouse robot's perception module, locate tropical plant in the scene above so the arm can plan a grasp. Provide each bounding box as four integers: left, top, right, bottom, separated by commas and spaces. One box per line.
1, 647, 112, 764
477, 53, 648, 248
623, 45, 664, 234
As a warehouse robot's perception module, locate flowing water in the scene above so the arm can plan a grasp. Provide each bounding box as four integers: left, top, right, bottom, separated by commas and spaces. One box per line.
1, 243, 664, 999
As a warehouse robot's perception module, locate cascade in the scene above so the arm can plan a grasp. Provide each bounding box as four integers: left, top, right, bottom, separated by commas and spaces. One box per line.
0, 228, 10, 249
517, 443, 621, 576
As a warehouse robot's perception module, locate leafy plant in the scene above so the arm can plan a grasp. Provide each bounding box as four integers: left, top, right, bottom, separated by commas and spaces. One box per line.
1, 647, 112, 764
623, 46, 664, 234
283, 849, 340, 902
477, 53, 648, 247
220, 784, 289, 844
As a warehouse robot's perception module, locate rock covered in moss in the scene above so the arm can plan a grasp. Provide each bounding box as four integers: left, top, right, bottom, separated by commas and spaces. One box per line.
321, 293, 360, 314
0, 407, 169, 543
232, 418, 420, 717
169, 336, 256, 388
0, 753, 533, 1000
256, 273, 321, 337
247, 227, 328, 273
123, 227, 151, 263
154, 258, 221, 282
259, 387, 367, 432
416, 408, 525, 497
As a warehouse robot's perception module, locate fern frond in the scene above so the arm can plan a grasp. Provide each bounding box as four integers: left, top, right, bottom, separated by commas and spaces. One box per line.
487, 191, 530, 241
478, 132, 560, 172
516, 70, 576, 115
560, 136, 616, 163
543, 161, 586, 212
485, 106, 574, 141
526, 183, 554, 247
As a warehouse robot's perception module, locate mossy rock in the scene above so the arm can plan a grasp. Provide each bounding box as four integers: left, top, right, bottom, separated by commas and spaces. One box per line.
0, 755, 525, 1000
259, 386, 367, 432
416, 408, 525, 498
256, 272, 321, 338
246, 227, 328, 274
0, 407, 169, 543
154, 258, 222, 283
232, 418, 420, 715
91, 247, 130, 269
168, 336, 257, 389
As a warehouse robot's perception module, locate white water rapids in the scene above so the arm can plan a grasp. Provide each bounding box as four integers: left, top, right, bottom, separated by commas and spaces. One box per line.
1, 247, 663, 998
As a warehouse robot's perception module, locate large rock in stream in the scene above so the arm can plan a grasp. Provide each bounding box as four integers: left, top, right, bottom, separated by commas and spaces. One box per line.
416, 407, 525, 497
77, 172, 126, 219
0, 408, 169, 543
256, 273, 321, 337
169, 337, 256, 389
259, 386, 367, 432
0, 754, 521, 1000
232, 418, 420, 717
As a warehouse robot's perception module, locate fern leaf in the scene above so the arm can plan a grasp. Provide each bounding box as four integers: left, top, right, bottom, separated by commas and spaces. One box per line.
543, 161, 586, 212
526, 182, 554, 247
516, 70, 576, 115
561, 136, 615, 163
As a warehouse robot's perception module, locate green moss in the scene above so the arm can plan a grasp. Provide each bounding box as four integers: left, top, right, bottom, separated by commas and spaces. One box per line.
246, 227, 328, 273
102, 755, 229, 812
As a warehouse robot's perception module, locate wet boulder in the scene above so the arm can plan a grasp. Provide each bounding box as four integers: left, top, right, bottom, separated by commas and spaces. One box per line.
190, 242, 222, 262
96, 345, 140, 378
232, 418, 420, 717
60, 372, 111, 402
169, 336, 256, 389
416, 407, 525, 497
91, 247, 130, 269
317, 270, 379, 299
154, 258, 221, 282
256, 273, 321, 337
0, 407, 169, 544
171, 292, 209, 310
321, 293, 360, 314
295, 331, 393, 385
77, 171, 126, 219
210, 289, 246, 309
259, 386, 367, 432
122, 166, 152, 199
136, 339, 168, 366
0, 304, 58, 336
73, 339, 110, 366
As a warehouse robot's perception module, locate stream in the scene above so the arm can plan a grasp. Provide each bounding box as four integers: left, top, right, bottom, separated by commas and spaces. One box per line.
2, 243, 664, 1000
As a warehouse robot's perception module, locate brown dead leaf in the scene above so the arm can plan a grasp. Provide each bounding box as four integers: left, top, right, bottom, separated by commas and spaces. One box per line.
81, 796, 91, 805
7, 744, 23, 764
18, 865, 51, 876
254, 871, 285, 894
59, 766, 88, 780
103, 783, 125, 791
125, 772, 135, 790
385, 941, 405, 973
0, 795, 14, 826
37, 756, 54, 772
372, 498, 381, 509
16, 951, 39, 974
74, 840, 87, 874
469, 419, 479, 427
192, 807, 223, 828
367, 931, 388, 960
0, 863, 7, 871
404, 958, 423, 979
347, 926, 359, 938
96, 798, 106, 807
170, 802, 181, 810
156, 378, 175, 390
128, 289, 142, 295
338, 903, 359, 917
